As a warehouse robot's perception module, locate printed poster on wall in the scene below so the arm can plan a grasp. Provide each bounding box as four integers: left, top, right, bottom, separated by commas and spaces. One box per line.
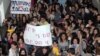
10, 0, 31, 14
24, 24, 52, 46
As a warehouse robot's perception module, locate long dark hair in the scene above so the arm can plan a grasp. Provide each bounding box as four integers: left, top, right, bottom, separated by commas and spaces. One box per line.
59, 32, 68, 42
19, 48, 27, 56
92, 28, 100, 36
35, 47, 50, 56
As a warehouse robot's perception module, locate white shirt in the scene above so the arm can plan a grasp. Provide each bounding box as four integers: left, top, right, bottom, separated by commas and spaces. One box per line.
8, 48, 18, 56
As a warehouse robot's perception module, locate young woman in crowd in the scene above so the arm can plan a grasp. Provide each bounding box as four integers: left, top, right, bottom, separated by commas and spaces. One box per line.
35, 47, 50, 56
19, 48, 27, 56
11, 32, 18, 42
31, 47, 36, 56
8, 41, 18, 56
58, 32, 68, 56
39, 16, 48, 25
18, 38, 25, 50
7, 25, 16, 36
67, 48, 75, 56
30, 17, 40, 26
52, 41, 60, 56
70, 37, 80, 56
92, 28, 100, 39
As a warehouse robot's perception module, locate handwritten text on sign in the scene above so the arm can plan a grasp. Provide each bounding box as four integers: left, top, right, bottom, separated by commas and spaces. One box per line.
24, 24, 52, 46
11, 0, 31, 14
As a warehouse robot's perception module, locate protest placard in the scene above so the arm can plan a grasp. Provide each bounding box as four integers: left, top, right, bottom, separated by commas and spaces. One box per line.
24, 24, 52, 46
10, 0, 31, 14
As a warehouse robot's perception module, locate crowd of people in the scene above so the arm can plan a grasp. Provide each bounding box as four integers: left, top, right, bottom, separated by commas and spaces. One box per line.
0, 0, 100, 56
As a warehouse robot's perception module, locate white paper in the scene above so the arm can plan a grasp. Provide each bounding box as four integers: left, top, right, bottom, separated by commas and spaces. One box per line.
24, 24, 52, 46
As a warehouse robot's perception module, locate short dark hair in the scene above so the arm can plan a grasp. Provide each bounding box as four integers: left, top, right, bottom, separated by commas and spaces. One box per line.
11, 41, 17, 46
53, 40, 58, 44
71, 37, 80, 44
68, 48, 75, 55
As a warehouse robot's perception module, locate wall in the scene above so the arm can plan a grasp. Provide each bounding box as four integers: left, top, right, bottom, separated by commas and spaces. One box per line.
0, 0, 10, 26
0, 0, 5, 26
2, 0, 11, 16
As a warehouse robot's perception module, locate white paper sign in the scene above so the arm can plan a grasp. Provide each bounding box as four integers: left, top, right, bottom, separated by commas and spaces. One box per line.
10, 0, 31, 14
24, 24, 52, 46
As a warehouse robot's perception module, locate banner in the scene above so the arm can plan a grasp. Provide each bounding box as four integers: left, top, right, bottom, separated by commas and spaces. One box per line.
10, 0, 31, 14
24, 24, 52, 46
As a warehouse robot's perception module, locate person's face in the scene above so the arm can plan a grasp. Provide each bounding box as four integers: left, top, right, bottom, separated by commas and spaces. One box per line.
94, 29, 98, 34
42, 48, 47, 54
84, 28, 88, 33
41, 18, 46, 22
12, 33, 17, 38
72, 23, 75, 28
73, 39, 78, 44
25, 14, 29, 19
21, 50, 26, 55
7, 32, 11, 37
75, 3, 79, 10
81, 8, 85, 13
12, 33, 17, 41
49, 5, 52, 9
11, 26, 14, 29
80, 24, 84, 29
14, 20, 16, 24
53, 42, 58, 47
78, 19, 82, 24
88, 20, 93, 25
65, 15, 69, 19
52, 11, 55, 15
70, 16, 74, 21
64, 24, 68, 29
95, 37, 100, 42
34, 7, 38, 11
18, 39, 23, 44
23, 17, 26, 22
11, 44, 16, 49
34, 18, 38, 22
29, 14, 32, 18
56, 5, 59, 9
61, 34, 66, 41
95, 10, 98, 14
20, 32, 23, 36
38, 3, 42, 8
16, 14, 19, 18
77, 31, 81, 36
97, 15, 100, 21
71, 7, 75, 12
